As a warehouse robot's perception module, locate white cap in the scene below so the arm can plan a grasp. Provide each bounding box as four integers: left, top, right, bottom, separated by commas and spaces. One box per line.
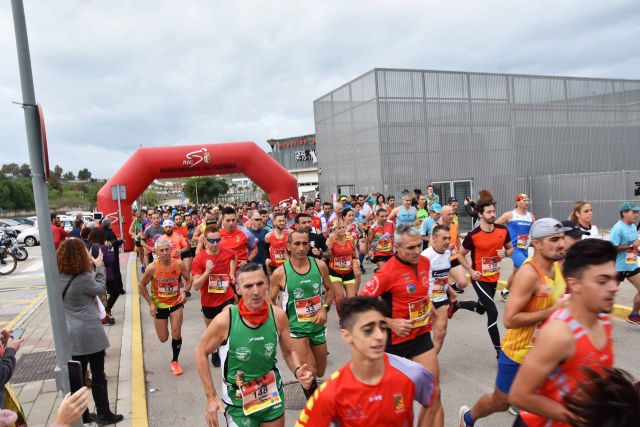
162, 219, 174, 227
530, 218, 571, 240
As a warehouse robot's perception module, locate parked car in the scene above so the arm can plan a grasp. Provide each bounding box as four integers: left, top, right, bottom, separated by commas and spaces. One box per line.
17, 227, 39, 247
0, 219, 30, 233
12, 217, 36, 226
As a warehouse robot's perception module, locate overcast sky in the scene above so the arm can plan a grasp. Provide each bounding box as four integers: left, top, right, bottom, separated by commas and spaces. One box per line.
1, 0, 639, 179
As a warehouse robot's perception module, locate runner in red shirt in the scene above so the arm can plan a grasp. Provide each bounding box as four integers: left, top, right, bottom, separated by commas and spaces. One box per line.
296, 296, 434, 427
264, 212, 290, 275
360, 224, 443, 427
507, 239, 618, 427
367, 208, 395, 270
326, 220, 358, 321
160, 220, 189, 260
219, 206, 258, 267
457, 198, 513, 355
191, 225, 237, 368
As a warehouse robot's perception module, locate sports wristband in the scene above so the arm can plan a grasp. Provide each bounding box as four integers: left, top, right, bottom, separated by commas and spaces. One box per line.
294, 366, 301, 377
322, 303, 330, 312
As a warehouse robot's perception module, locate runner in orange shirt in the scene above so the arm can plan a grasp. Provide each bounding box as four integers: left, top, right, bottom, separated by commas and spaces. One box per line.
160, 220, 189, 261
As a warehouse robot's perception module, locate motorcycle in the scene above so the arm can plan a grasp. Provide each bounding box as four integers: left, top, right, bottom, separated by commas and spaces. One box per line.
0, 228, 28, 261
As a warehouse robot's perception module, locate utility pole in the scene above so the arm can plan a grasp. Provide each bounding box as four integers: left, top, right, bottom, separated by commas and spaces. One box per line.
11, 4, 78, 423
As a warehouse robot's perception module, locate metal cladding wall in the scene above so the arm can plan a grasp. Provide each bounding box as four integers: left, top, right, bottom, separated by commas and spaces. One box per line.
315, 68, 640, 225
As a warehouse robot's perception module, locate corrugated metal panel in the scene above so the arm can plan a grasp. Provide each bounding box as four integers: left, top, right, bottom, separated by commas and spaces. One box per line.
314, 68, 640, 226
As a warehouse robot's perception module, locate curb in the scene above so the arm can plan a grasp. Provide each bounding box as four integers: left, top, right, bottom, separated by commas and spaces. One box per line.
5, 289, 47, 330
131, 258, 149, 427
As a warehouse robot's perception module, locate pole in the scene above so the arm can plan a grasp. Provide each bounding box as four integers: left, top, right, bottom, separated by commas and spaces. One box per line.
195, 182, 199, 205
117, 186, 124, 239
11, 2, 78, 419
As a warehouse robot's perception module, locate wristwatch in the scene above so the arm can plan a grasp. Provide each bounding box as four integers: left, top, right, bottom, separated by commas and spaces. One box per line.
322, 303, 330, 312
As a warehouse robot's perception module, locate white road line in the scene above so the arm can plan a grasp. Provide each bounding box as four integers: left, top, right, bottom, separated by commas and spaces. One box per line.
19, 263, 43, 274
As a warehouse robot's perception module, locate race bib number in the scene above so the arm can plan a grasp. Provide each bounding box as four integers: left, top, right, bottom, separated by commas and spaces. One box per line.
481, 256, 501, 276
158, 278, 179, 297
377, 239, 392, 253
208, 274, 230, 294
272, 247, 287, 264
517, 235, 529, 249
241, 371, 282, 416
409, 297, 432, 328
295, 295, 322, 322
431, 268, 449, 297
334, 255, 352, 271
626, 248, 638, 265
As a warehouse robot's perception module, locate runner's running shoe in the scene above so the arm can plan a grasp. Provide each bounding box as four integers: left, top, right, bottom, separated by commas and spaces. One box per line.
171, 361, 184, 376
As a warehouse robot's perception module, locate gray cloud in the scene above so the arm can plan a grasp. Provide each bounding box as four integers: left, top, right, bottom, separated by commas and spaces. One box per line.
1, 0, 639, 178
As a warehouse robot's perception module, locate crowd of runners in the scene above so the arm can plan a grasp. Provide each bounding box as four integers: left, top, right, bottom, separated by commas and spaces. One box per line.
48, 190, 640, 426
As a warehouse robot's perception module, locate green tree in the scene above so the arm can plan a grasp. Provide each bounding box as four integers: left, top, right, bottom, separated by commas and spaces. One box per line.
1, 163, 20, 176
63, 171, 76, 181
19, 164, 31, 178
48, 174, 63, 193
183, 177, 229, 203
0, 176, 34, 210
78, 168, 92, 181
53, 164, 63, 179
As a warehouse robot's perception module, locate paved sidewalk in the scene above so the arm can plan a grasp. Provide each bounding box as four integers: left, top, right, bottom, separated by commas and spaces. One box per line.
6, 253, 134, 427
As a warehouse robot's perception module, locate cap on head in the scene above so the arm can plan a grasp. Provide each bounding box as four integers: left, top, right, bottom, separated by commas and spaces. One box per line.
560, 220, 588, 239
429, 203, 442, 214
618, 201, 640, 212
102, 218, 112, 227
515, 193, 529, 202
530, 218, 571, 240
162, 219, 174, 227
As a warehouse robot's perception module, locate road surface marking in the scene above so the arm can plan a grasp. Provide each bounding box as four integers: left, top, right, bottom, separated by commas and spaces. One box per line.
131, 262, 149, 427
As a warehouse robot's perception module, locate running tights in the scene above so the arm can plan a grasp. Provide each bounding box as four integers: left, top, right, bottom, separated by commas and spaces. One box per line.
458, 280, 501, 351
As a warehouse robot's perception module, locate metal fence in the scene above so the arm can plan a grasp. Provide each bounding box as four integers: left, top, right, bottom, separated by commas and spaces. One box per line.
490, 170, 640, 229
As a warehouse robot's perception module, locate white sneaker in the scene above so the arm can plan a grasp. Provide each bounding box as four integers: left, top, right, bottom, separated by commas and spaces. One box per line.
458, 405, 470, 427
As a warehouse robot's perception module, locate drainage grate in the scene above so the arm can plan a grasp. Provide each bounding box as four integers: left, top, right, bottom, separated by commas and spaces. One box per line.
12, 351, 56, 383
283, 381, 309, 410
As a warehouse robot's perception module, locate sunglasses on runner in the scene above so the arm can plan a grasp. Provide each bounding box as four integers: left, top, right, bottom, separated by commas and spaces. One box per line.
207, 238, 222, 244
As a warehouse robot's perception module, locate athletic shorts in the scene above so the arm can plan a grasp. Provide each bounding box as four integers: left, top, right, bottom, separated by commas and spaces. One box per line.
495, 350, 521, 393
155, 303, 183, 320
134, 240, 142, 247
450, 258, 460, 268
372, 255, 392, 264
512, 415, 528, 427
224, 393, 284, 427
290, 328, 327, 346
201, 298, 234, 320
180, 248, 195, 260
433, 298, 450, 309
512, 248, 528, 269
147, 253, 154, 264
617, 267, 640, 282
386, 333, 434, 359
328, 268, 356, 285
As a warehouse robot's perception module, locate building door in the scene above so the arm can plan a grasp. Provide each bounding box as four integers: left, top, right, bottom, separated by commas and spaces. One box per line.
431, 180, 474, 231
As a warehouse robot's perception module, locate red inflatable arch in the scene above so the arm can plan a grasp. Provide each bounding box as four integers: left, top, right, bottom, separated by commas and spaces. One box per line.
96, 141, 298, 251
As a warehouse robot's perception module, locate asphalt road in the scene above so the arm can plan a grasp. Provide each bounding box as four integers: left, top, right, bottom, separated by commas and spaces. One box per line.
140, 258, 640, 427
0, 246, 46, 328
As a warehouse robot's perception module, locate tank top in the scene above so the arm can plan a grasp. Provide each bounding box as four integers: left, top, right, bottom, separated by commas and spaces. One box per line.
371, 222, 394, 256
268, 230, 290, 267
501, 259, 566, 363
329, 239, 355, 274
507, 210, 534, 249
422, 247, 451, 303
346, 223, 360, 241
220, 305, 281, 409
437, 220, 459, 260
282, 257, 325, 336
520, 309, 613, 427
151, 259, 182, 308
396, 206, 417, 226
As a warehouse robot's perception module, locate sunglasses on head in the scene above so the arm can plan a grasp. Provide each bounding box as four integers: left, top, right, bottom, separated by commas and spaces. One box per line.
207, 237, 221, 244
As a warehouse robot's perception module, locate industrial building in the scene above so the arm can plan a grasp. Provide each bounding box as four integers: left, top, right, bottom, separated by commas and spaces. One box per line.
267, 134, 319, 198
314, 68, 640, 229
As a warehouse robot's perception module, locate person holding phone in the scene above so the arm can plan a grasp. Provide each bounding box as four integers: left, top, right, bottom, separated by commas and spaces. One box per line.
1, 328, 25, 409
56, 239, 123, 425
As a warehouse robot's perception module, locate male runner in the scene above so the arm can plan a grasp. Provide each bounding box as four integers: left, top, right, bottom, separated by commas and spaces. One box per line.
191, 225, 237, 367
457, 198, 514, 355
608, 201, 640, 325
438, 205, 468, 294
248, 212, 268, 267
421, 224, 457, 354
318, 202, 333, 236
269, 230, 333, 398
194, 263, 314, 427
416, 194, 429, 224
139, 239, 192, 375
219, 206, 258, 267
295, 213, 328, 260
296, 296, 435, 427
161, 219, 189, 260
496, 193, 535, 300
141, 212, 163, 264
360, 224, 443, 427
448, 197, 460, 225
265, 212, 290, 275
458, 218, 569, 426
425, 185, 440, 207
420, 204, 441, 250
129, 210, 145, 269
509, 239, 618, 426
367, 208, 395, 270
388, 192, 417, 226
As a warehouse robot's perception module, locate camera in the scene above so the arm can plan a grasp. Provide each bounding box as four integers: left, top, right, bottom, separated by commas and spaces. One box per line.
635, 182, 640, 197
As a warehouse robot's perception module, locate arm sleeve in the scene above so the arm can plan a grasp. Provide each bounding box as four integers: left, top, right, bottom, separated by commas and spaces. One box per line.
241, 228, 258, 249
609, 228, 622, 246
464, 204, 476, 217
101, 246, 115, 268
191, 255, 204, 276
295, 378, 336, 427
82, 268, 107, 296
462, 234, 474, 251
420, 219, 428, 236
0, 348, 17, 388
504, 229, 512, 246
360, 270, 387, 296
387, 353, 435, 407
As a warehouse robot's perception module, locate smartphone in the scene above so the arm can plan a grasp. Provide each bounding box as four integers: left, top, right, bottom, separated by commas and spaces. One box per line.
11, 327, 24, 340
68, 360, 84, 393
91, 244, 100, 258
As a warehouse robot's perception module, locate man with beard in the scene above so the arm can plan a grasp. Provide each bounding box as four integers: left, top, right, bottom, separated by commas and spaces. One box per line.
265, 212, 290, 275
142, 213, 164, 264
458, 218, 570, 426
295, 213, 327, 260
161, 219, 189, 261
